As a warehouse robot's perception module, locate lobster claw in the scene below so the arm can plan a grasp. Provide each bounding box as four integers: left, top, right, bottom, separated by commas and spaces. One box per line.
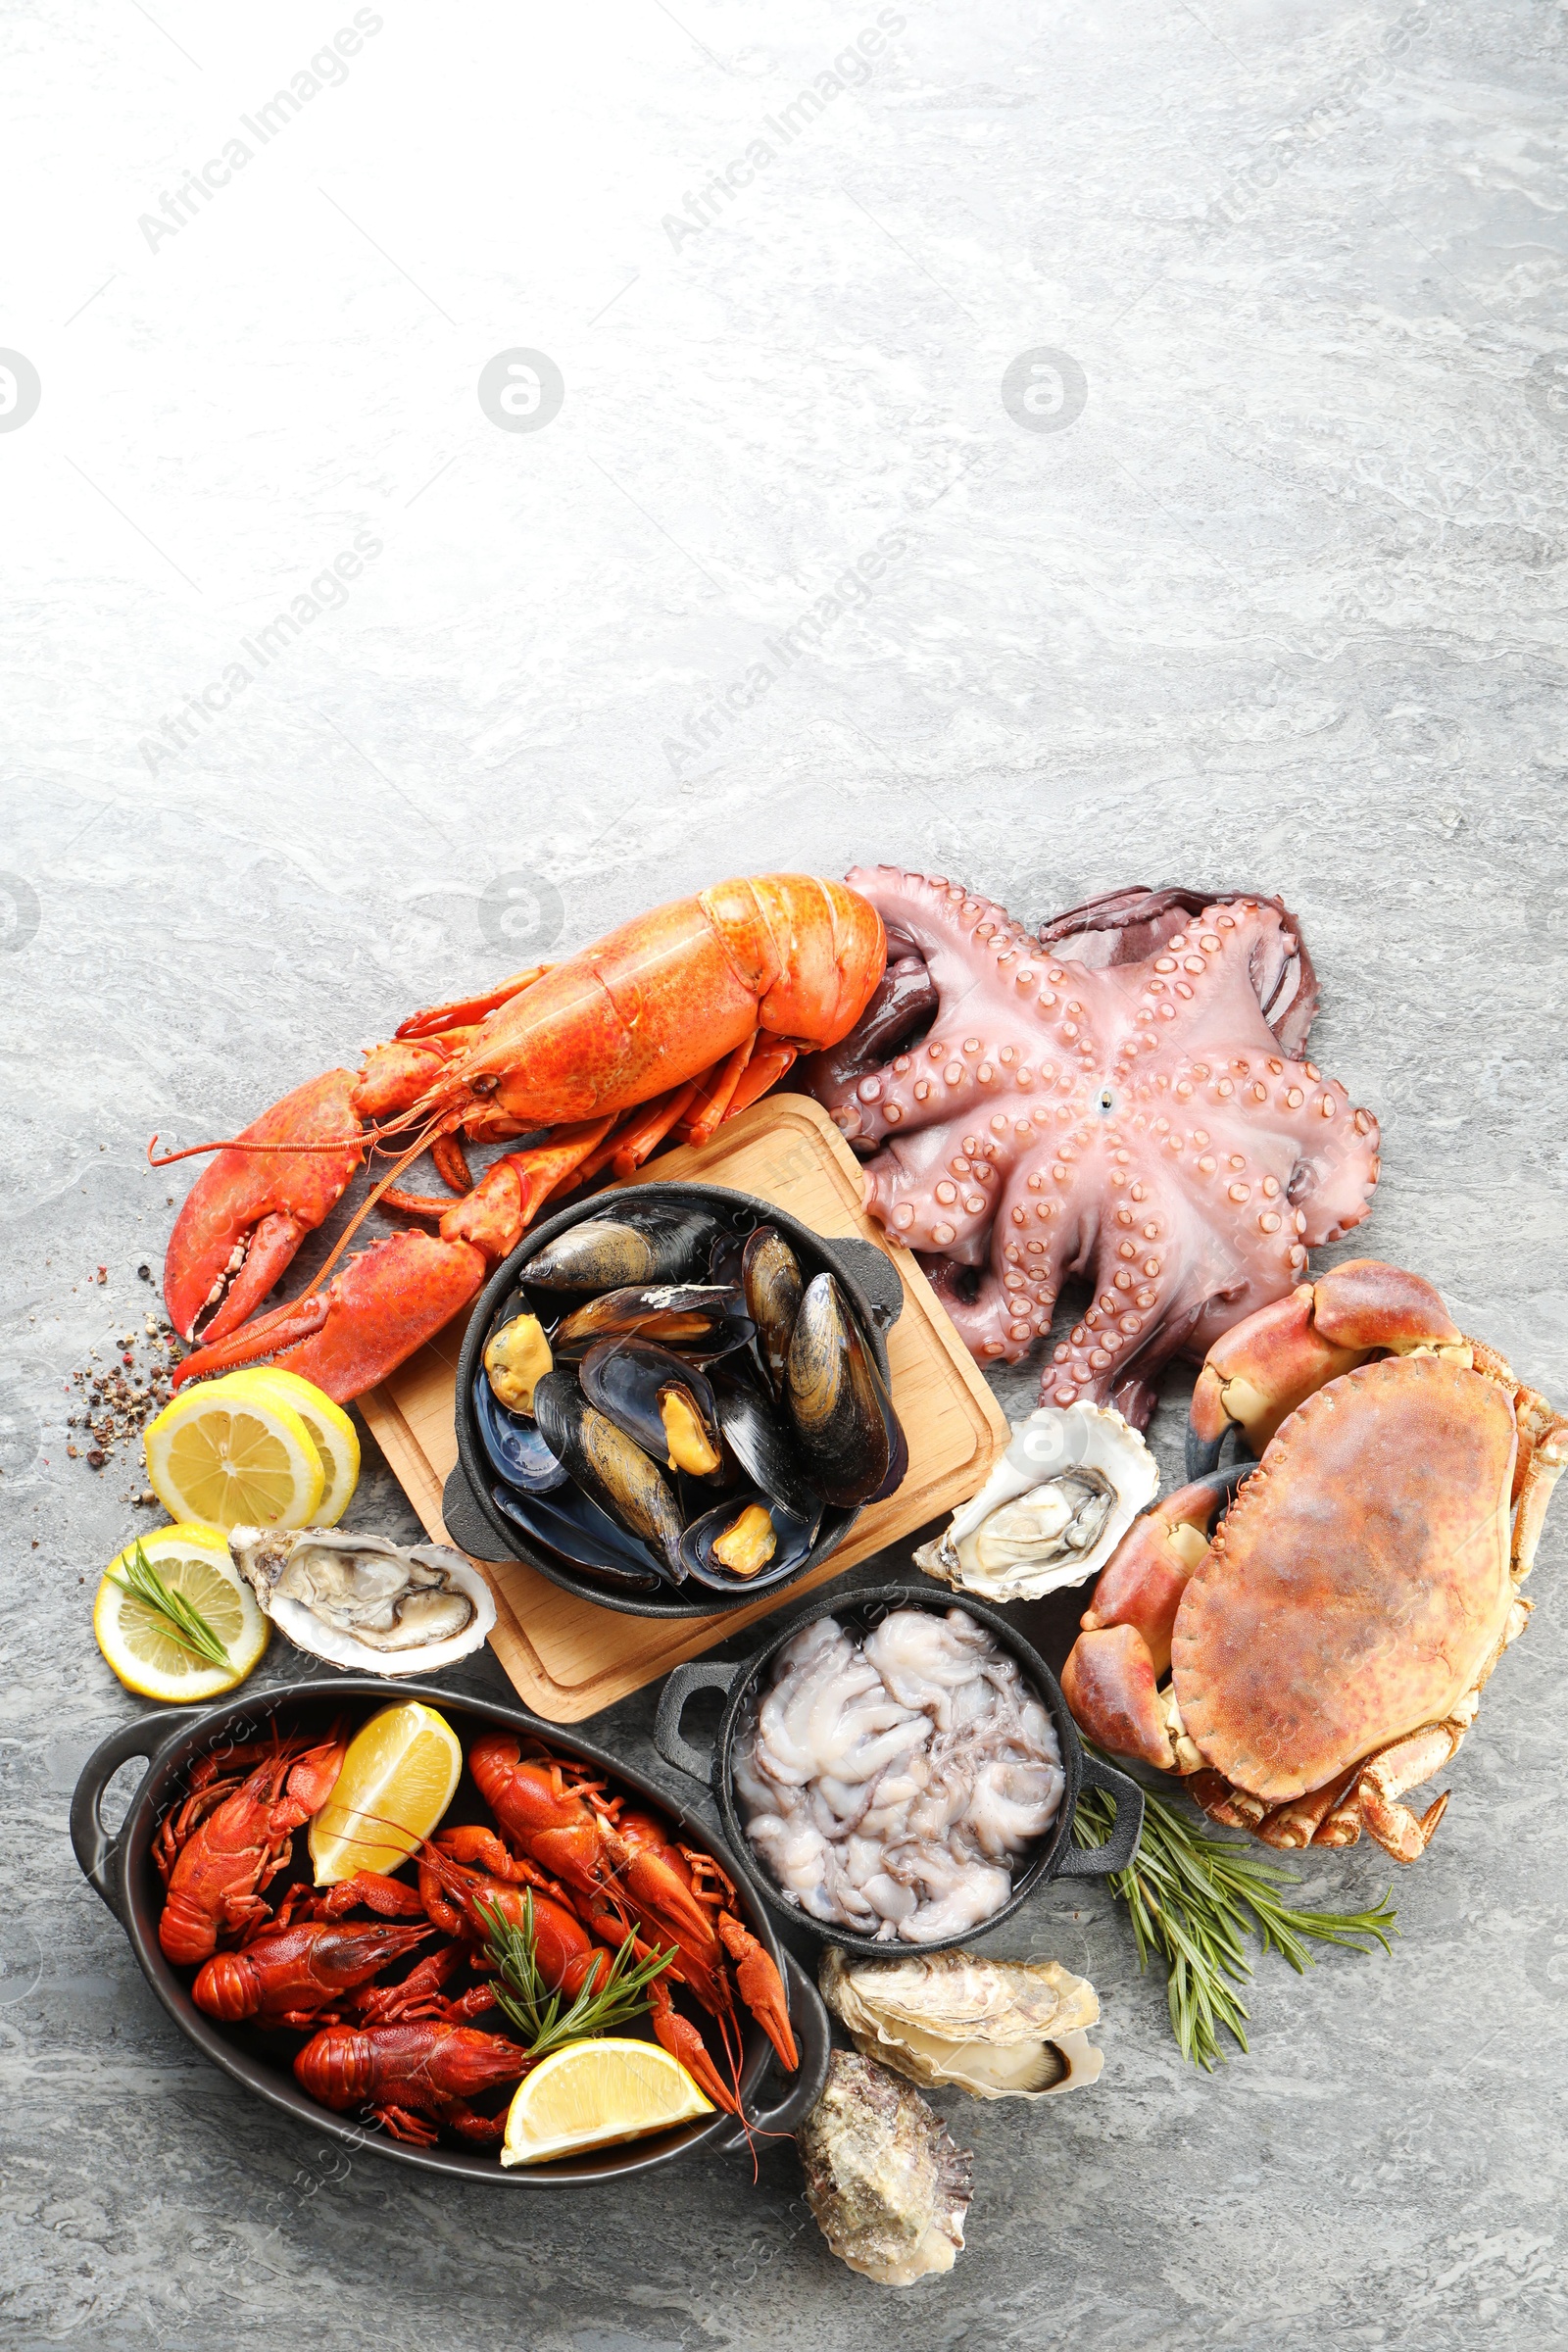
172, 1229, 489, 1405
163, 1070, 366, 1344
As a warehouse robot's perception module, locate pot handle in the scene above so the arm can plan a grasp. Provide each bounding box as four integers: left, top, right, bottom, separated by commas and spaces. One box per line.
441, 1461, 509, 1564
70, 1708, 207, 1923
654, 1657, 742, 1785
713, 1948, 832, 2153
819, 1236, 904, 1333
1054, 1753, 1147, 1878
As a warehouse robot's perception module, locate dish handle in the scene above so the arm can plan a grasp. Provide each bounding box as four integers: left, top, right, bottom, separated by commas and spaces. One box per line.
819, 1236, 904, 1333
1053, 1752, 1147, 1878
71, 1708, 207, 1922
713, 1949, 831, 2153
654, 1657, 743, 1786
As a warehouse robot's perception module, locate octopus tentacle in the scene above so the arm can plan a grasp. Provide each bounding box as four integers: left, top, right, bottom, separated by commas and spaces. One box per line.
802, 871, 1381, 1419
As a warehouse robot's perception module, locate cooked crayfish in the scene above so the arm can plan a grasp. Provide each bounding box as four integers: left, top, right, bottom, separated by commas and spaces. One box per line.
294, 2022, 531, 2146
156, 875, 886, 1402
155, 1727, 347, 1966
191, 1918, 439, 2030
467, 1730, 798, 2109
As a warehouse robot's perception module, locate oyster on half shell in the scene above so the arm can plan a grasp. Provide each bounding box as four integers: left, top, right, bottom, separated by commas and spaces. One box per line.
913, 1401, 1157, 1601
229, 1527, 496, 1676
819, 1946, 1102, 2100
798, 2051, 973, 2287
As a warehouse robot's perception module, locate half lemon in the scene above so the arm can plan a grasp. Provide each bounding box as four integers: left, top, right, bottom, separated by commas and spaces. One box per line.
216, 1368, 360, 1527
93, 1522, 269, 1702
500, 2038, 713, 2167
310, 1699, 463, 1885
144, 1381, 323, 1531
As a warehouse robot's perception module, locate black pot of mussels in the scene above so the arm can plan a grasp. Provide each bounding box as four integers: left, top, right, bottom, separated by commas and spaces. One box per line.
447, 1183, 909, 1618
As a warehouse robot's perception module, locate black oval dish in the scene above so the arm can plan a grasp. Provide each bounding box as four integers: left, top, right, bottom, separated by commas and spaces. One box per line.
71, 1678, 830, 2183
447, 1180, 906, 1621
654, 1582, 1146, 1960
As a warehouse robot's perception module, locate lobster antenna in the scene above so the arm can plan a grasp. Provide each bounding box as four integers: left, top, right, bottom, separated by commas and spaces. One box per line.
146, 1103, 436, 1169
298, 1112, 456, 1295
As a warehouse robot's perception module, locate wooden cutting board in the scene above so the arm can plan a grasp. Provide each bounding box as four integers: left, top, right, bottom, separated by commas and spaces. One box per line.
359, 1094, 1008, 1721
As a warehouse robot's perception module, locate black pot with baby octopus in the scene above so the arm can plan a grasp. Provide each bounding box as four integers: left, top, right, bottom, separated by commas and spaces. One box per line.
654, 1581, 1147, 1959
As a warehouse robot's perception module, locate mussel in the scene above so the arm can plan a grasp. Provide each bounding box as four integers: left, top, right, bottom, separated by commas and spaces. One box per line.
473, 1367, 568, 1494
743, 1226, 804, 1399
483, 1310, 553, 1415
710, 1365, 820, 1519
524, 1200, 719, 1292
488, 1484, 665, 1593
678, 1492, 821, 1594
579, 1340, 723, 1479
532, 1371, 687, 1579
552, 1284, 753, 1363
785, 1273, 906, 1509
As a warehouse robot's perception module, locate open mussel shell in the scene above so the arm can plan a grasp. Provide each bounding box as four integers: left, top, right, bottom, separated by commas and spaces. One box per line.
743, 1226, 804, 1399
579, 1340, 723, 1479
473, 1368, 568, 1493
785, 1272, 906, 1509
710, 1366, 820, 1519
533, 1371, 688, 1580
523, 1199, 722, 1293
552, 1284, 753, 1364
678, 1492, 821, 1595
488, 1484, 665, 1593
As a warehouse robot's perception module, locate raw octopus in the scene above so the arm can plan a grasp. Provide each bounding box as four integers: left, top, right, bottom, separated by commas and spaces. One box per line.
733, 1607, 1063, 1942
802, 870, 1381, 1428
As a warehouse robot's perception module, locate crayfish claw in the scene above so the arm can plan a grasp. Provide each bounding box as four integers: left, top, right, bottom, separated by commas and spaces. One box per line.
717, 1914, 798, 2072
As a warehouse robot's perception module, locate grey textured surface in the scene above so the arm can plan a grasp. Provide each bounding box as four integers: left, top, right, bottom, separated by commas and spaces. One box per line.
4, 0, 1568, 2345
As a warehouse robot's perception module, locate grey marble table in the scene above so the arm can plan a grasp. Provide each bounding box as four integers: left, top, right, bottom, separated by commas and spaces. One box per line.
4, 1, 1567, 2344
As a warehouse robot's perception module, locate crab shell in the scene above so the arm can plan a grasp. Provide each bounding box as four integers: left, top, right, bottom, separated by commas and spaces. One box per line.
1175, 1353, 1517, 1804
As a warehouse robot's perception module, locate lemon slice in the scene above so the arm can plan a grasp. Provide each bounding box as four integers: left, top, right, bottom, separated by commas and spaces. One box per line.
500, 2038, 713, 2167
93, 1522, 269, 1702
217, 1369, 360, 1526
309, 1699, 462, 1885
144, 1382, 324, 1532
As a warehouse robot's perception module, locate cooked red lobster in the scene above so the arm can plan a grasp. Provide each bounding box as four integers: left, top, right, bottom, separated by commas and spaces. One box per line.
155, 875, 886, 1401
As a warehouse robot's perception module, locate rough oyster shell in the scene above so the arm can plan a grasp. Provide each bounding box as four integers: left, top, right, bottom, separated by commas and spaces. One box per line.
229, 1527, 496, 1676
819, 1946, 1102, 2100
913, 1401, 1157, 1600
798, 2050, 973, 2287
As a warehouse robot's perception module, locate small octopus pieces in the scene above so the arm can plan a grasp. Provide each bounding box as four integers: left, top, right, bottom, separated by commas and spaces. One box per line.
733, 1607, 1063, 1941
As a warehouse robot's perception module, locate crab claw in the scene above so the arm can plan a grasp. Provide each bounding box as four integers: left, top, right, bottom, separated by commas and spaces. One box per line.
171, 1228, 488, 1404
163, 1069, 366, 1345
1191, 1258, 1462, 1457
1079, 1480, 1223, 1678
1061, 1624, 1175, 1771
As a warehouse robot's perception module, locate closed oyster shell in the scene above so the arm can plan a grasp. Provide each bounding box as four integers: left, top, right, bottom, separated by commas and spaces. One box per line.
819, 1946, 1102, 2100
229, 1527, 496, 1676
914, 1401, 1157, 1601
798, 2051, 972, 2287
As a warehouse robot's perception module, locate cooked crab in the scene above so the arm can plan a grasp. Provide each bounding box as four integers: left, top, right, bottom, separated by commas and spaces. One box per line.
1061, 1259, 1567, 1863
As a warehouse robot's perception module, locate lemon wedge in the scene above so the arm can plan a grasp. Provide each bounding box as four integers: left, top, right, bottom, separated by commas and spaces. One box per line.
216, 1369, 360, 1526
309, 1699, 462, 1885
93, 1522, 269, 1702
144, 1382, 324, 1531
500, 2038, 713, 2167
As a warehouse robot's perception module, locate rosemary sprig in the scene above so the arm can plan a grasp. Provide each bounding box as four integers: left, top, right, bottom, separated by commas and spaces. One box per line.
476, 1893, 677, 2058
1074, 1774, 1398, 2070
109, 1540, 230, 1670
